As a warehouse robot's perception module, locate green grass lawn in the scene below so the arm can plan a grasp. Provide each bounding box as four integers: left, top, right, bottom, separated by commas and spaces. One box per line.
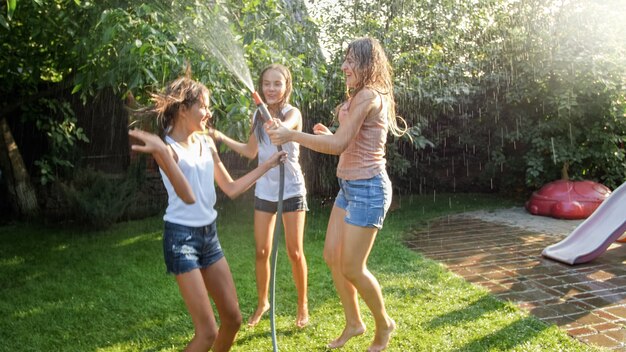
0, 194, 600, 351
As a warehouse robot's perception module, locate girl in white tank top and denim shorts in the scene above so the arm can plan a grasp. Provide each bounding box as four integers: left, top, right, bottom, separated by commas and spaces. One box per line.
129, 74, 285, 351
210, 64, 310, 328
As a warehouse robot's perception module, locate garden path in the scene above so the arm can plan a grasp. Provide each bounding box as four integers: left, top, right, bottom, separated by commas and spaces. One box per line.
405, 207, 626, 351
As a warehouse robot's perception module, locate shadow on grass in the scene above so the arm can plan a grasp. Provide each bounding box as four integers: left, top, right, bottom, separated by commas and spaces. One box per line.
426, 292, 549, 351
0, 218, 198, 351
451, 317, 547, 352
427, 295, 507, 330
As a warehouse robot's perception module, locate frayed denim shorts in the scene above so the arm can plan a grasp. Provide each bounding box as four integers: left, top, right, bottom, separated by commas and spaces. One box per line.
334, 171, 392, 229
163, 220, 224, 275
254, 195, 308, 214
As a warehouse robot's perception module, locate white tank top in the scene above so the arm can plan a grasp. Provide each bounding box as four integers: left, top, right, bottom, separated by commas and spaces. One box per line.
160, 135, 218, 227
255, 104, 307, 201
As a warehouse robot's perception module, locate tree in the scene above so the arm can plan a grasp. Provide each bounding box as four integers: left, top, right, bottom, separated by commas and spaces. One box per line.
0, 117, 38, 218
308, 0, 626, 193
0, 0, 331, 220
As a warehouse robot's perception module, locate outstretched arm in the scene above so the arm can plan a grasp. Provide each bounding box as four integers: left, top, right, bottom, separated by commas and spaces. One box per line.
212, 108, 302, 158
211, 126, 258, 160
128, 129, 196, 204
266, 89, 378, 155
209, 137, 286, 199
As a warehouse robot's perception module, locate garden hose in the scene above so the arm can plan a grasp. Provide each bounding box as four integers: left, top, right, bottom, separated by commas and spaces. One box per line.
253, 91, 283, 352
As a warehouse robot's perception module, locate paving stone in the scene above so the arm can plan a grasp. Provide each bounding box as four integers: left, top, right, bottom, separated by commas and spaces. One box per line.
596, 309, 622, 322
542, 302, 588, 315
592, 322, 624, 332
570, 300, 597, 310
535, 277, 566, 287
604, 328, 626, 341
580, 333, 623, 349
605, 306, 626, 320
543, 315, 576, 326
526, 306, 560, 319
567, 326, 596, 337
587, 270, 618, 281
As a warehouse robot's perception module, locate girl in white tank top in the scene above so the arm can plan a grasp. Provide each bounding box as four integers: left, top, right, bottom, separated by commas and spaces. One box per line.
129, 74, 285, 351
210, 64, 310, 328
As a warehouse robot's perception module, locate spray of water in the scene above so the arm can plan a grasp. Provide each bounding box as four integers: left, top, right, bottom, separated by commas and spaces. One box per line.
158, 1, 255, 92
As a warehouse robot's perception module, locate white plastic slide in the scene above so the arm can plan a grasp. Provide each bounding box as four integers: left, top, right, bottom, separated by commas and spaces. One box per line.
542, 181, 626, 265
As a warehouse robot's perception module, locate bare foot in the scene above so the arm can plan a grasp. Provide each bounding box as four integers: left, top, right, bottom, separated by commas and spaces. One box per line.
247, 304, 270, 327
327, 323, 366, 349
295, 307, 309, 329
366, 318, 396, 352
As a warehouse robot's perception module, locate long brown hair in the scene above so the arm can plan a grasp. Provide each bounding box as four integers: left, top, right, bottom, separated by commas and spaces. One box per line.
344, 37, 407, 138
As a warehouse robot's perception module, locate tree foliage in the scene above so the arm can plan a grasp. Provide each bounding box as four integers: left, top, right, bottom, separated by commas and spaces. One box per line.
1, 0, 329, 184
1, 0, 624, 212
309, 0, 626, 192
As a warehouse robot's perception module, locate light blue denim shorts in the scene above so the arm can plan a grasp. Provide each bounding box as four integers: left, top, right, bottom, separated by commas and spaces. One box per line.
334, 171, 392, 229
163, 220, 224, 275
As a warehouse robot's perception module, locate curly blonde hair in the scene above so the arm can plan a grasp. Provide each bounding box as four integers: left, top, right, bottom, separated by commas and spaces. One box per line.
345, 37, 407, 138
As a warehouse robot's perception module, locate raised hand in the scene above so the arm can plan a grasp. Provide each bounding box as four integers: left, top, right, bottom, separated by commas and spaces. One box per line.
205, 126, 222, 143
128, 129, 166, 155
313, 123, 333, 136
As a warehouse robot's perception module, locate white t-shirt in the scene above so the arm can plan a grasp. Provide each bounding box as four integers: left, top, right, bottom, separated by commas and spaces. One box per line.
160, 135, 218, 227
255, 104, 307, 201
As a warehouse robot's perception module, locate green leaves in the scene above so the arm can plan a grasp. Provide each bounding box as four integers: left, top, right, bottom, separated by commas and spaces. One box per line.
3, 0, 623, 194
0, 0, 16, 29
27, 98, 89, 185
6, 0, 16, 20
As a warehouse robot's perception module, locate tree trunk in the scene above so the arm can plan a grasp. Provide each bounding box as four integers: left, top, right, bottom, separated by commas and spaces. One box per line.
561, 161, 569, 181
0, 117, 39, 219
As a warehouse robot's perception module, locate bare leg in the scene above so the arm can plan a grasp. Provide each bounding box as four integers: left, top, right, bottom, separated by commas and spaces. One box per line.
200, 258, 243, 352
175, 269, 219, 352
341, 223, 395, 352
324, 206, 366, 348
248, 210, 276, 326
283, 210, 309, 328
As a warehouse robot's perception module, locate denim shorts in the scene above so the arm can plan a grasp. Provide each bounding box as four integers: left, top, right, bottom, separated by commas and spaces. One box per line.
163, 221, 225, 275
254, 195, 308, 214
334, 171, 392, 229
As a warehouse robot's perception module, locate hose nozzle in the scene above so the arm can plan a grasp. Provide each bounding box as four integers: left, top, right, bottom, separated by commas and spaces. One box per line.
252, 91, 272, 123
252, 91, 263, 106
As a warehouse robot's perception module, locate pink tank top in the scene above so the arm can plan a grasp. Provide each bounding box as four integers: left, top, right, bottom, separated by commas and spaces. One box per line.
336, 95, 388, 180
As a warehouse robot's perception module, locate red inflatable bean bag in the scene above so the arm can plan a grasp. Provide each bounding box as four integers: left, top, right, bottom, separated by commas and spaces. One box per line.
525, 180, 611, 220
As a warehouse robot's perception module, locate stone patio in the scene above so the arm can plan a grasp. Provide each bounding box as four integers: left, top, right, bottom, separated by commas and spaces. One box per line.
405, 213, 626, 350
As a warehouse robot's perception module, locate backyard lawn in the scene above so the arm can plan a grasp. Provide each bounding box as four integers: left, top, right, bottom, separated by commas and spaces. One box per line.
0, 194, 600, 351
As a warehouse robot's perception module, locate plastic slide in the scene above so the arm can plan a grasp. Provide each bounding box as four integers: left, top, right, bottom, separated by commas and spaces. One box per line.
542, 181, 626, 265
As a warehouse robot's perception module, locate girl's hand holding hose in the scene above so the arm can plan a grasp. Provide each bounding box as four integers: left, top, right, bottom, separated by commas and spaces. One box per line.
265, 150, 288, 168
265, 118, 292, 145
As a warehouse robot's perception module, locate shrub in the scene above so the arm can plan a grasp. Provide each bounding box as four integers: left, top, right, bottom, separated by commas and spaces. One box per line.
53, 167, 139, 230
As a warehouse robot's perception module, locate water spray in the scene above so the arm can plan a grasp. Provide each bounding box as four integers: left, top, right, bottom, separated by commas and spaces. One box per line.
252, 90, 284, 352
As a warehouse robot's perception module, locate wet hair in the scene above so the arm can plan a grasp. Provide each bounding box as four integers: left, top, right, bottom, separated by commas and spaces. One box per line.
344, 37, 407, 138
253, 64, 293, 143
130, 68, 210, 137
